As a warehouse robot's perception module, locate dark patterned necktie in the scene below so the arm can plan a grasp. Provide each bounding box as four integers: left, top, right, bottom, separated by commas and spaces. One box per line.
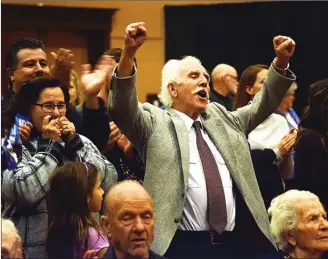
193, 121, 227, 234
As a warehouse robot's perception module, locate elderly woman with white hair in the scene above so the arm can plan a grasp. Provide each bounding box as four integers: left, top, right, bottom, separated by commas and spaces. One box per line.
260, 190, 328, 259
1, 218, 23, 259
276, 82, 300, 130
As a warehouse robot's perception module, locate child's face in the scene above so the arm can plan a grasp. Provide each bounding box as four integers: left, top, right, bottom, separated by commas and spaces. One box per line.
88, 174, 104, 212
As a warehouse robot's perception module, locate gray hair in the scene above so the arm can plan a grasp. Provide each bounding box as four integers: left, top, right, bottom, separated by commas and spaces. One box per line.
268, 190, 320, 252
1, 218, 18, 235
158, 56, 203, 107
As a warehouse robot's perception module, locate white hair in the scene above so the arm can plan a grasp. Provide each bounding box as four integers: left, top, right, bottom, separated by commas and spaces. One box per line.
158, 56, 203, 107
268, 190, 320, 252
1, 218, 18, 236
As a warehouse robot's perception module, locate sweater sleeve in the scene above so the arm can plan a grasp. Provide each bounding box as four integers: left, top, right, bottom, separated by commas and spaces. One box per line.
76, 135, 118, 193
1, 139, 63, 206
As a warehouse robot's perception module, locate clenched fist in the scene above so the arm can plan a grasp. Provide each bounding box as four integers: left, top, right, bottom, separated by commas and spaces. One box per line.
124, 22, 147, 54
273, 35, 296, 69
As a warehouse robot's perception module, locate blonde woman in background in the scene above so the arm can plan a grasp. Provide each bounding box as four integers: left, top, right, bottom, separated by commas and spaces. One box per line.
1, 218, 23, 259
69, 69, 82, 106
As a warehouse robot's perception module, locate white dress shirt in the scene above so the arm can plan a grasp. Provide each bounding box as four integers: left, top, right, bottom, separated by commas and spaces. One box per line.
248, 113, 289, 150
174, 109, 236, 231
285, 112, 299, 130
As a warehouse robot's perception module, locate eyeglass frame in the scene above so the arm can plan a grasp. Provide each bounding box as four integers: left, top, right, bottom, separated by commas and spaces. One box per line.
34, 102, 67, 113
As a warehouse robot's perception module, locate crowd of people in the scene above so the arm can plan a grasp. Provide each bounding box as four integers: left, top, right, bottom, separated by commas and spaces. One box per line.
1, 21, 327, 259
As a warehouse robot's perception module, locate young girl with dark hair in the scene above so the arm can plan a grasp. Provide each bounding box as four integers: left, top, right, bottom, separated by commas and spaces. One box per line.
47, 162, 109, 258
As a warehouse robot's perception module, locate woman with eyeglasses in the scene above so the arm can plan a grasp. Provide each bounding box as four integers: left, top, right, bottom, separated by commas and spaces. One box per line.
1, 77, 117, 258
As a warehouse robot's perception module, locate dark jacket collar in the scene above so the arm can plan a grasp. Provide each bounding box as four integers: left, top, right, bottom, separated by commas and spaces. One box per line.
103, 246, 166, 259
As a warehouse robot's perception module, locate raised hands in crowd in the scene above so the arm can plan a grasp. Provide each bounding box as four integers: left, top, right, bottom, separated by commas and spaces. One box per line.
50, 48, 75, 88
81, 55, 116, 99
277, 129, 297, 158
272, 35, 295, 69
117, 22, 146, 77
2, 20, 327, 259
1, 40, 111, 150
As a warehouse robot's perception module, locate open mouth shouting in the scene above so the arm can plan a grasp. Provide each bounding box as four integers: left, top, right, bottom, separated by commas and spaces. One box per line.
194, 89, 208, 100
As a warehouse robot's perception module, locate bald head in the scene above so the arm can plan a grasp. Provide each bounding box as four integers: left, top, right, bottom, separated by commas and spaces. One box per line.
211, 64, 235, 79
211, 63, 238, 97
102, 180, 155, 259
104, 180, 153, 220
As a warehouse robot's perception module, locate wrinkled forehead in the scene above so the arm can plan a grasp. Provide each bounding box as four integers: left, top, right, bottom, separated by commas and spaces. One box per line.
296, 198, 324, 217
180, 61, 208, 77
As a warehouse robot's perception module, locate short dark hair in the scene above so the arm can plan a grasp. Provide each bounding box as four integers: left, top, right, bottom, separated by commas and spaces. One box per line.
3, 76, 71, 130
103, 48, 137, 67
6, 38, 46, 70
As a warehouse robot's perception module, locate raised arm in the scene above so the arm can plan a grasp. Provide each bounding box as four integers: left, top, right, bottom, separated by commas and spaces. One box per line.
108, 22, 154, 151
232, 36, 296, 135
50, 48, 75, 88
76, 56, 116, 150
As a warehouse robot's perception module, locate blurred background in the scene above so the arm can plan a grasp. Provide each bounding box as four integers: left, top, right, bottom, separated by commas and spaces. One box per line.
2, 0, 328, 115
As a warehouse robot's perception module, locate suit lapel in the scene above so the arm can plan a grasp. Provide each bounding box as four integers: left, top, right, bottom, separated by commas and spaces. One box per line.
167, 108, 190, 187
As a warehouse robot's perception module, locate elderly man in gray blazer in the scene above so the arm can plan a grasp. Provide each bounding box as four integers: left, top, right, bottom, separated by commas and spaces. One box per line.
108, 22, 296, 259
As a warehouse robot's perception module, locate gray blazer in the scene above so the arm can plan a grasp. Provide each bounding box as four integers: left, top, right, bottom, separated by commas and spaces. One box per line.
108, 65, 296, 255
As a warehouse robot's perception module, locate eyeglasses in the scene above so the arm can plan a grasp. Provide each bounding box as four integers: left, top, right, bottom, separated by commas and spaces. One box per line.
34, 102, 67, 113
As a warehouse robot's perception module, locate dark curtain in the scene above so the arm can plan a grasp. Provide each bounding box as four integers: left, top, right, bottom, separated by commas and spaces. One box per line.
164, 2, 328, 115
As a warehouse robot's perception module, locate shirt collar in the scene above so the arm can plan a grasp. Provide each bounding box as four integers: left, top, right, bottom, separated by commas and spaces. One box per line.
172, 108, 203, 133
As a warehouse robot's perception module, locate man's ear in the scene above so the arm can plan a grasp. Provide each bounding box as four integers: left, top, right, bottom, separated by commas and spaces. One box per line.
100, 215, 112, 238
7, 68, 14, 83
245, 86, 253, 95
100, 215, 108, 234
99, 215, 110, 239
168, 83, 178, 98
